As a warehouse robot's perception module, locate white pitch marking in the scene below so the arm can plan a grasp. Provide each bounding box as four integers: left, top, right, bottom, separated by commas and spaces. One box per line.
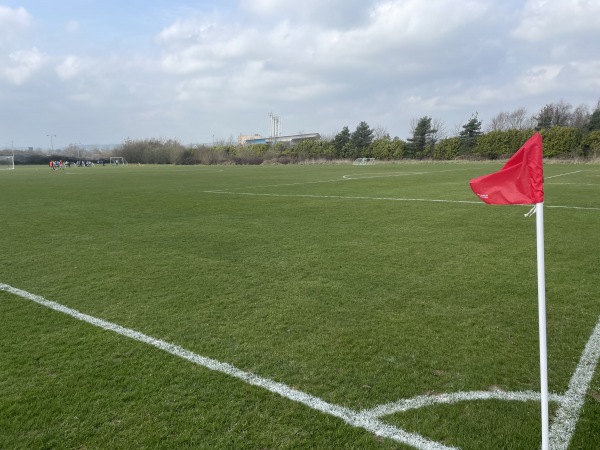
546, 183, 599, 187
341, 167, 482, 181
205, 191, 483, 205
546, 205, 600, 211
205, 190, 600, 211
212, 167, 484, 192
362, 390, 565, 418
545, 170, 583, 179
208, 177, 351, 192
549, 317, 600, 450
342, 171, 428, 180
0, 283, 454, 450
2, 282, 598, 450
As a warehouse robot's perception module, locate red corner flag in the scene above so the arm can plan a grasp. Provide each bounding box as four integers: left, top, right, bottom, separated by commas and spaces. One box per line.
470, 132, 544, 204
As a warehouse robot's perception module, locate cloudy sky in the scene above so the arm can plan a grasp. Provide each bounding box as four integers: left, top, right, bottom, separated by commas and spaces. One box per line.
1, 0, 599, 150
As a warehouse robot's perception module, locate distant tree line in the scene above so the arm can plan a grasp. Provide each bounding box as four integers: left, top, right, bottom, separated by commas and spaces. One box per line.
5, 99, 600, 165
159, 99, 600, 164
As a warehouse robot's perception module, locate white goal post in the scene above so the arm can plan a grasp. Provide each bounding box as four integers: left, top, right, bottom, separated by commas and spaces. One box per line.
0, 155, 15, 170
110, 156, 128, 166
353, 157, 375, 165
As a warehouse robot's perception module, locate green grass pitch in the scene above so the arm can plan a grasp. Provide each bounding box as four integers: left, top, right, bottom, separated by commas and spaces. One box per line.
1, 162, 599, 449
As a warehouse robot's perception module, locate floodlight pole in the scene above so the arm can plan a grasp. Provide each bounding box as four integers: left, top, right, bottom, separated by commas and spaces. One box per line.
536, 202, 549, 450
47, 134, 56, 154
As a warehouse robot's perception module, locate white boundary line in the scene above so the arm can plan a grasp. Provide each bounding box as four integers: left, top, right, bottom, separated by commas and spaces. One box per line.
204, 190, 600, 211
546, 183, 599, 187
545, 170, 584, 179
206, 191, 483, 205
205, 167, 600, 211
1, 282, 599, 450
550, 317, 600, 450
341, 167, 483, 181
342, 171, 427, 179
210, 167, 484, 193
545, 205, 600, 211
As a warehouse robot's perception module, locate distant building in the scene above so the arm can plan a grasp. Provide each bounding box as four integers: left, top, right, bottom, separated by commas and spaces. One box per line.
238, 134, 263, 145
243, 133, 321, 146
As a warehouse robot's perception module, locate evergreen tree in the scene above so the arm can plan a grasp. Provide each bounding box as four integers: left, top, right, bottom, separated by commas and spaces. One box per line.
536, 104, 554, 130
350, 121, 374, 151
407, 116, 437, 158
333, 126, 351, 156
459, 113, 483, 154
587, 109, 600, 132
459, 113, 483, 138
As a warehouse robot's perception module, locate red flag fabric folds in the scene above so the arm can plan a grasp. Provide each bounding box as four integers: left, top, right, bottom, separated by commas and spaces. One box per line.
470, 132, 544, 205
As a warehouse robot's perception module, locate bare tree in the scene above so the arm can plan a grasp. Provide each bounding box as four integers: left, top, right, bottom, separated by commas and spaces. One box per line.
63, 144, 81, 158
534, 100, 592, 129
371, 125, 390, 140
486, 111, 508, 132
487, 108, 531, 132
321, 131, 337, 141
507, 107, 529, 129
552, 100, 573, 127
431, 118, 447, 141
569, 104, 590, 129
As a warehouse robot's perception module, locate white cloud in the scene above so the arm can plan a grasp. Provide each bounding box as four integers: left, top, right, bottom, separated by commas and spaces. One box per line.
369, 0, 491, 41
555, 60, 600, 92
512, 0, 600, 42
2, 0, 599, 148
156, 19, 215, 46
155, 0, 500, 106
174, 76, 223, 101
0, 6, 32, 42
245, 0, 494, 67
3, 47, 47, 85
56, 55, 85, 80
516, 64, 563, 92
514, 59, 600, 98
158, 19, 264, 74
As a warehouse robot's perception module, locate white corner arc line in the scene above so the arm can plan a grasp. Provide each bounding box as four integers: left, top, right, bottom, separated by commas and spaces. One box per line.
362, 391, 565, 418
0, 283, 454, 450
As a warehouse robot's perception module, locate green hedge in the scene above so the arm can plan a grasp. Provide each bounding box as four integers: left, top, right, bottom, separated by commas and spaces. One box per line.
539, 127, 583, 157
473, 129, 535, 159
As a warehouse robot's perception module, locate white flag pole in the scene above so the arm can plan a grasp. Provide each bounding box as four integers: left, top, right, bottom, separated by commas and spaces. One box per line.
536, 202, 549, 450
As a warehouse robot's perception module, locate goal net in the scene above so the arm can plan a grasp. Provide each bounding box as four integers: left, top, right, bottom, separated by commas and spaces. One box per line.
0, 155, 14, 170
110, 156, 128, 166
353, 158, 375, 165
